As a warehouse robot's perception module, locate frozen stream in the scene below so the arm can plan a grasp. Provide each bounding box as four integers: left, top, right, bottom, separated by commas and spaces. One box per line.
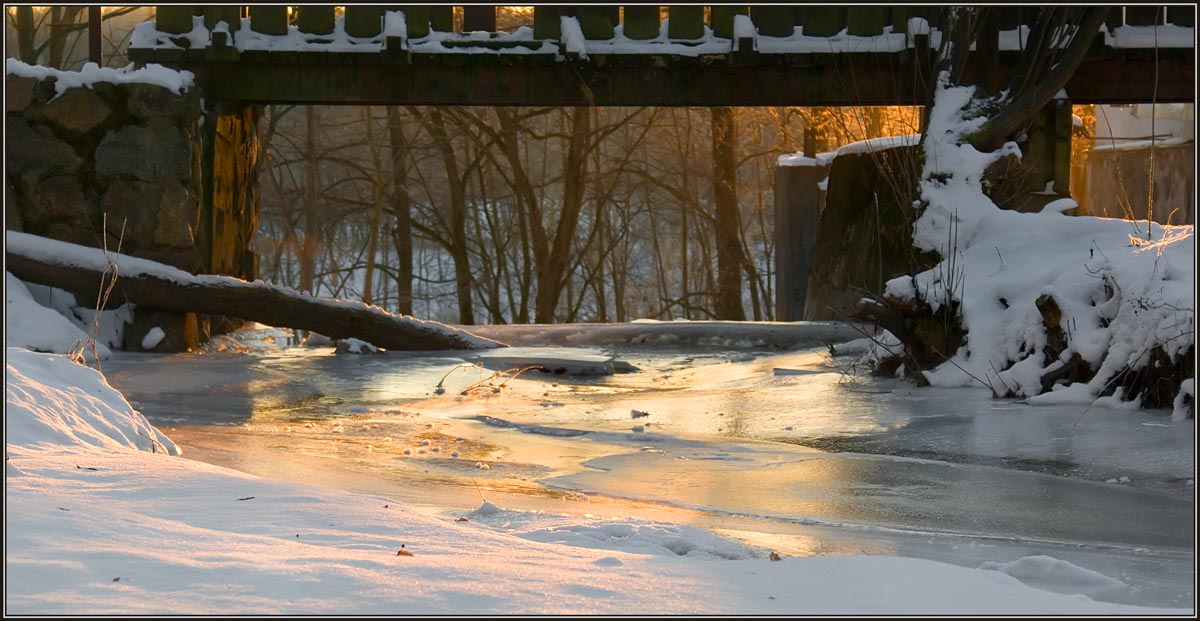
101, 324, 1195, 609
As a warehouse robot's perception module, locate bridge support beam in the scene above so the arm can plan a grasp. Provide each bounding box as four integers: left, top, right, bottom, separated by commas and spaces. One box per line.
200, 101, 261, 282
774, 161, 828, 322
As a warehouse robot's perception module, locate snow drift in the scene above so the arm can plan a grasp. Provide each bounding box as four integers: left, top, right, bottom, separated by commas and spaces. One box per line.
5, 347, 178, 454
880, 76, 1194, 414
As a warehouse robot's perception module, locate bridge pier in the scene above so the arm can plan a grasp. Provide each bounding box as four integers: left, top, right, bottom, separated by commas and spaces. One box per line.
198, 100, 261, 337
199, 100, 261, 282
774, 160, 828, 322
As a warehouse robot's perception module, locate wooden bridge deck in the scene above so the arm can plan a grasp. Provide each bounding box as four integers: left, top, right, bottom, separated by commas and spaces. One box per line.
128, 6, 1195, 105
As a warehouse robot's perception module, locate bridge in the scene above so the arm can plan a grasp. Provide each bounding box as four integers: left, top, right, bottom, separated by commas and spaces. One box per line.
129, 6, 1196, 106
118, 6, 1196, 327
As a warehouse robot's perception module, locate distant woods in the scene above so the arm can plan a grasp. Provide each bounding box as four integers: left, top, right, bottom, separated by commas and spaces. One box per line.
5, 6, 149, 68
257, 104, 920, 324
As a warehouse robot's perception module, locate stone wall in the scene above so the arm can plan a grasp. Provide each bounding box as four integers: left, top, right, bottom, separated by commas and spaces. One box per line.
6, 71, 205, 351
6, 73, 204, 271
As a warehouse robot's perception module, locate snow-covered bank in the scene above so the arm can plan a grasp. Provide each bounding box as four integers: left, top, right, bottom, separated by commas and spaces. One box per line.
11, 445, 1182, 615
6, 348, 176, 454
4, 315, 1190, 613
879, 77, 1194, 414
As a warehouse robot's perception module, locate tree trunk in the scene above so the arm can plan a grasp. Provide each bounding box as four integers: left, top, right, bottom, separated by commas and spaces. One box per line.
385, 107, 414, 315
711, 107, 746, 320
961, 8, 1110, 152
299, 106, 322, 295
426, 109, 475, 325
361, 106, 386, 306
7, 235, 502, 351
534, 107, 591, 323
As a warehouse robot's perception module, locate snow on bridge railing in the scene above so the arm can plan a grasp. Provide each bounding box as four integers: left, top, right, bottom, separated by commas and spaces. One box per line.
132, 6, 1195, 61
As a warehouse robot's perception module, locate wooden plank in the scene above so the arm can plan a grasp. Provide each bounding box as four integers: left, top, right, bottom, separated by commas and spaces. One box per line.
624, 5, 661, 40
993, 6, 1023, 30
710, 6, 747, 39
976, 9, 1000, 95
249, 6, 287, 36
533, 6, 561, 39
154, 48, 184, 63
295, 6, 335, 35
914, 6, 942, 29
1105, 7, 1125, 29
431, 6, 453, 32
295, 50, 327, 65
152, 51, 1194, 106
203, 6, 241, 31
463, 6, 496, 32
239, 49, 269, 63
206, 30, 238, 61
344, 6, 384, 38
155, 6, 195, 34
578, 5, 615, 39
384, 35, 410, 63
801, 7, 843, 37
1169, 5, 1195, 27
404, 7, 431, 38
668, 6, 704, 39
750, 6, 793, 37
847, 7, 885, 36
1125, 6, 1164, 26
891, 7, 908, 34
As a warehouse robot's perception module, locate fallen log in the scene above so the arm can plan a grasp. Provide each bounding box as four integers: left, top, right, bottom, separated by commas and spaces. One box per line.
6, 232, 504, 351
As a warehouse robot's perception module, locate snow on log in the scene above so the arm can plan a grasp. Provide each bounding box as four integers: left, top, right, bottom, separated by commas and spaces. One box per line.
5, 232, 503, 351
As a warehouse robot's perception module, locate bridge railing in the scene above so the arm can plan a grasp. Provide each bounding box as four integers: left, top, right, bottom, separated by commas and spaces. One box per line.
142, 6, 1194, 55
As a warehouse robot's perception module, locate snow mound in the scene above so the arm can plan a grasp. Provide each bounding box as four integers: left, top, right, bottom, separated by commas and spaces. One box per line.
6, 348, 179, 455
335, 337, 379, 354
517, 519, 756, 560
467, 501, 503, 518
979, 555, 1126, 596
829, 338, 874, 356
6, 273, 111, 360
466, 347, 633, 376
897, 76, 1194, 407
